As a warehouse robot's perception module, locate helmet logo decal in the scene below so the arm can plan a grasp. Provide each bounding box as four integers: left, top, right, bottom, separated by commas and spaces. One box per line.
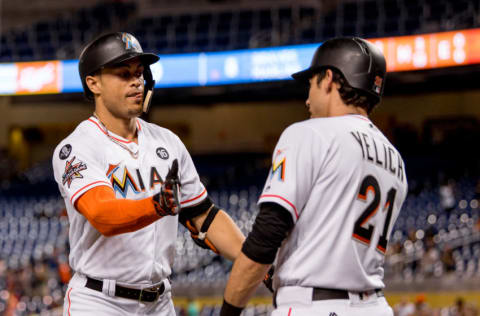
373, 76, 383, 94
121, 33, 140, 50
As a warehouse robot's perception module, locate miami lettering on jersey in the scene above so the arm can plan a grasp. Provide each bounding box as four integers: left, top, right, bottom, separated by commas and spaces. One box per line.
62, 156, 87, 188
106, 163, 164, 198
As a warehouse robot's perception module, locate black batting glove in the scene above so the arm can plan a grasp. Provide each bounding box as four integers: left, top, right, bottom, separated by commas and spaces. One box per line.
263, 265, 275, 293
153, 159, 181, 216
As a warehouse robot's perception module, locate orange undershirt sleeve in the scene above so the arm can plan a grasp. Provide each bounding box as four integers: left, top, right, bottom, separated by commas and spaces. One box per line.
75, 185, 162, 237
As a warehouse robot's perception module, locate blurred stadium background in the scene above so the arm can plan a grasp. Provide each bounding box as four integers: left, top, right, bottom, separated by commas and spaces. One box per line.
1, 0, 480, 315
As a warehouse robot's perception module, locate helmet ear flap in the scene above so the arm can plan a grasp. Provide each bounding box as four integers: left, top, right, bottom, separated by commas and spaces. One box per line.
142, 67, 155, 113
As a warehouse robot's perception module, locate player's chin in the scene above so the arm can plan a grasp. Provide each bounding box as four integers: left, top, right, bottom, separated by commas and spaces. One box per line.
305, 106, 312, 118
126, 100, 143, 116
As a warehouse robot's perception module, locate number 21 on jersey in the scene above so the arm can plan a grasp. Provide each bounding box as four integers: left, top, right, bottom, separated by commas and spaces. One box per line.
352, 175, 397, 254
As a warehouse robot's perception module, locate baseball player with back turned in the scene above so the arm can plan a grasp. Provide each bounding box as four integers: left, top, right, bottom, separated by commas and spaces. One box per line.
52, 32, 245, 316
220, 37, 408, 316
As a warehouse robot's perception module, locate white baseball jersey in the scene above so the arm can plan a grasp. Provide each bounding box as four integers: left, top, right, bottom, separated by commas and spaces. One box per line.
52, 116, 207, 285
258, 114, 408, 291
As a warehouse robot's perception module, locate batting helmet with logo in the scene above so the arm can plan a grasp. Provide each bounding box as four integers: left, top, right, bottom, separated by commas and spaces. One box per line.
78, 32, 160, 113
292, 37, 386, 105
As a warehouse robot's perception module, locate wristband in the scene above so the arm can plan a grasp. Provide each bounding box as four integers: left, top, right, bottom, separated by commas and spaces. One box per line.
220, 299, 244, 316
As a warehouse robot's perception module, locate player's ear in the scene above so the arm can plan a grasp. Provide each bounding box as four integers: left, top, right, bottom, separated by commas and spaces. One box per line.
86, 74, 101, 96
324, 69, 334, 93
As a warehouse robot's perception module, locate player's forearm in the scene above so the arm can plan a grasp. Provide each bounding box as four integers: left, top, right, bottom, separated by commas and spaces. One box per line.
224, 252, 270, 307
76, 186, 161, 236
192, 210, 245, 261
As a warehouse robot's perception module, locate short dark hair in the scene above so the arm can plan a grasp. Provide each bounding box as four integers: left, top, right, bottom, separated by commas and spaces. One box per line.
315, 68, 378, 114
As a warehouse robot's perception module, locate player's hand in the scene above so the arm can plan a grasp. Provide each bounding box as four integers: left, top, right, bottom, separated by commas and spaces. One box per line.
153, 159, 181, 216
263, 265, 275, 293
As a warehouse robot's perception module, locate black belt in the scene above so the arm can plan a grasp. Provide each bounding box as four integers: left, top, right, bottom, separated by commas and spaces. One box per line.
85, 277, 165, 302
273, 288, 384, 307
313, 288, 383, 300
313, 288, 349, 300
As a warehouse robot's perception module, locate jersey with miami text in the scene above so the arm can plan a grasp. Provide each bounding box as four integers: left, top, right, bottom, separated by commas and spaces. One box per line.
258, 115, 408, 291
52, 116, 207, 285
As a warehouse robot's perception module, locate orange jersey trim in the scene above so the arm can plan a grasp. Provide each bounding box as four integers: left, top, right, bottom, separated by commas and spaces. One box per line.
357, 185, 375, 201
376, 245, 386, 254
260, 194, 299, 219
352, 115, 370, 122
181, 188, 207, 205
75, 186, 160, 236
353, 233, 371, 245
70, 180, 111, 204
67, 288, 72, 316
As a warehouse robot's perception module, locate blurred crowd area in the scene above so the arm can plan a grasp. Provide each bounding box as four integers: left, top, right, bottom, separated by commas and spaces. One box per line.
385, 178, 480, 282
392, 295, 479, 316
1, 0, 478, 62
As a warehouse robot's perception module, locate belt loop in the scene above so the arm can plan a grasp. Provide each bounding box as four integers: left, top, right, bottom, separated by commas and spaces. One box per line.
102, 279, 116, 297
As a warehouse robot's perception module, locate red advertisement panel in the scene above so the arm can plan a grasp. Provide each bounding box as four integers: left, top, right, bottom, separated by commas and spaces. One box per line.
15, 61, 62, 94
370, 29, 480, 72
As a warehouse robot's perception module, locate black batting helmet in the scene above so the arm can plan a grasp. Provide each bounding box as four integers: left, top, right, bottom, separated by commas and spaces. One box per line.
292, 37, 386, 105
79, 32, 160, 113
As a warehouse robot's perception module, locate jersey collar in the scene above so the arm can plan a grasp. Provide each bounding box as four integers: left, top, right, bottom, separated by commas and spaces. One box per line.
87, 116, 142, 144
87, 116, 143, 159
347, 114, 371, 122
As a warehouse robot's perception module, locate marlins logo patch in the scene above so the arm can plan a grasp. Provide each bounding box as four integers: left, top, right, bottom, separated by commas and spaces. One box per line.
373, 75, 383, 94
271, 157, 286, 181
121, 33, 141, 50
106, 164, 141, 198
62, 156, 87, 188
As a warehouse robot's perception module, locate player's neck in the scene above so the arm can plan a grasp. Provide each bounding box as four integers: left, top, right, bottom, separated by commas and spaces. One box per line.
336, 106, 368, 117
327, 97, 368, 118
93, 109, 138, 143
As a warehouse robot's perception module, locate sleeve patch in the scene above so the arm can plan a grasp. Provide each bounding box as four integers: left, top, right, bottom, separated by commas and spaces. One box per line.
62, 156, 88, 188
59, 144, 72, 160
271, 157, 286, 182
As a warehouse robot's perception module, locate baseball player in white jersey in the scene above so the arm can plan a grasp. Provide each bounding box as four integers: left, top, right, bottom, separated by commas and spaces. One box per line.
52, 32, 245, 316
220, 37, 408, 316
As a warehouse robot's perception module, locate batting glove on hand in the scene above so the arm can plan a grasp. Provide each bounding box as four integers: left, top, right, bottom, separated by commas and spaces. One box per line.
263, 265, 275, 293
153, 159, 181, 216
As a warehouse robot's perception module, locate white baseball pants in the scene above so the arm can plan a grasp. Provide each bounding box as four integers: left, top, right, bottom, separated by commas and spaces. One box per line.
63, 273, 175, 316
272, 286, 394, 316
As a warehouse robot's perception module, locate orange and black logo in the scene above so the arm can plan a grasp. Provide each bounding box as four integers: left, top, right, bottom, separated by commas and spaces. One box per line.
373, 76, 383, 94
